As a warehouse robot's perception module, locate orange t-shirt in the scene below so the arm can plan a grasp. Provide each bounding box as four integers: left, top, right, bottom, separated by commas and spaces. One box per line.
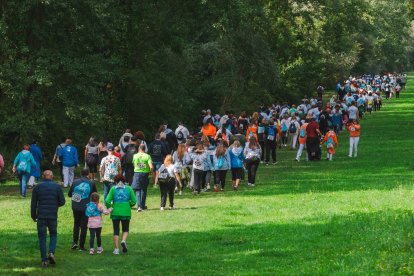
347, 124, 360, 137
202, 123, 217, 137
246, 125, 258, 140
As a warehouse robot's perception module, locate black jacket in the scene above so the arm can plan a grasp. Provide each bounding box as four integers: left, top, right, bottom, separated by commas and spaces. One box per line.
31, 180, 65, 220
68, 177, 97, 211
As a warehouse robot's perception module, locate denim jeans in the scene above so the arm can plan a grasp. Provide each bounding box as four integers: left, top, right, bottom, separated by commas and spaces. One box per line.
18, 172, 30, 196
103, 181, 114, 202
37, 218, 57, 262
132, 172, 149, 208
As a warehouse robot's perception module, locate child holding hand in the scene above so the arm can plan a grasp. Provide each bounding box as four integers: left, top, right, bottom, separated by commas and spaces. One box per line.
321, 126, 338, 161
85, 192, 112, 255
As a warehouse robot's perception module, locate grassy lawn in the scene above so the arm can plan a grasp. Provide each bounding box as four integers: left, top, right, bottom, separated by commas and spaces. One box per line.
1, 76, 414, 275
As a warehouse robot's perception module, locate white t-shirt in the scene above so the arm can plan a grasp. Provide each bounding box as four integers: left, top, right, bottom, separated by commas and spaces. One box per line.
348, 106, 358, 120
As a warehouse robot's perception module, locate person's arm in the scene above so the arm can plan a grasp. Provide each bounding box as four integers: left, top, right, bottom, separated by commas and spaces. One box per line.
84, 147, 88, 163
57, 185, 66, 207
105, 187, 114, 208
148, 158, 154, 175
99, 203, 112, 215
129, 187, 137, 207
31, 186, 38, 221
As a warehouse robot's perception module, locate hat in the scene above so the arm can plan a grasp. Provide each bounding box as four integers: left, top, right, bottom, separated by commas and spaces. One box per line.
107, 145, 114, 151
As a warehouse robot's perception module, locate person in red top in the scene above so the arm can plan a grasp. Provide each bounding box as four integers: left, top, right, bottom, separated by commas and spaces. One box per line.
113, 146, 122, 160
347, 119, 361, 158
305, 117, 322, 161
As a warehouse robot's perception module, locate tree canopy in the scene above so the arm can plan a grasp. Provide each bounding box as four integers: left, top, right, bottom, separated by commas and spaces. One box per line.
0, 0, 412, 155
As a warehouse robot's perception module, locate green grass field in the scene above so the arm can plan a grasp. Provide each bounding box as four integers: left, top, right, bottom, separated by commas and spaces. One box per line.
1, 76, 414, 275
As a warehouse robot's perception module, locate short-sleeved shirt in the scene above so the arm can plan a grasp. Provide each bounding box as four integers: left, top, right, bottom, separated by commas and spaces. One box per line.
132, 152, 153, 173
348, 106, 358, 120
100, 155, 121, 182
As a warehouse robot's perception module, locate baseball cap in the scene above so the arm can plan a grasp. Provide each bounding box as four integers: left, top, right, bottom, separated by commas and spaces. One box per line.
107, 145, 114, 151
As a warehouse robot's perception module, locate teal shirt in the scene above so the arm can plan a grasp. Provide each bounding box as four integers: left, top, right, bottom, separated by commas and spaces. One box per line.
14, 150, 36, 174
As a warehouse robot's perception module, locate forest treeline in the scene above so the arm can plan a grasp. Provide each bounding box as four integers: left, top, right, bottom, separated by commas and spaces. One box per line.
0, 0, 413, 157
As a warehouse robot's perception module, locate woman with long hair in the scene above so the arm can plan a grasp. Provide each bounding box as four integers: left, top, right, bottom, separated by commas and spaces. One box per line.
229, 140, 244, 191
244, 136, 262, 187
173, 144, 187, 195
212, 142, 231, 191
157, 155, 177, 210
85, 137, 99, 180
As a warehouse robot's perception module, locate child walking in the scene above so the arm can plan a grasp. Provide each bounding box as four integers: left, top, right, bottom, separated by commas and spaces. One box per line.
85, 192, 112, 255
321, 126, 338, 161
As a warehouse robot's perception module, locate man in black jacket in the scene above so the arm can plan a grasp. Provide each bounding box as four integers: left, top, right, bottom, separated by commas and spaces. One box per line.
68, 168, 97, 251
31, 170, 65, 268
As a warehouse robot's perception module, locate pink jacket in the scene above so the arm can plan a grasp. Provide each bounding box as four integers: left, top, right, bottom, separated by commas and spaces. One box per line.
87, 203, 112, 229
0, 154, 4, 170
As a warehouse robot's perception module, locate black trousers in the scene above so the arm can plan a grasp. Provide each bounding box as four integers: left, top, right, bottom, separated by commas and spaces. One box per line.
259, 141, 265, 161
306, 137, 320, 161
124, 163, 134, 185
265, 140, 276, 162
214, 170, 227, 189
58, 162, 63, 182
245, 159, 260, 184
89, 227, 102, 248
73, 209, 88, 248
160, 179, 175, 207
112, 219, 130, 236
193, 169, 204, 193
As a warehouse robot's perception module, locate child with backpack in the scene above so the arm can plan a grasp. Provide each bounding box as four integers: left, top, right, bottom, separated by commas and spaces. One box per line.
85, 192, 112, 255
289, 115, 300, 149
280, 114, 291, 147
157, 155, 177, 210
321, 126, 338, 161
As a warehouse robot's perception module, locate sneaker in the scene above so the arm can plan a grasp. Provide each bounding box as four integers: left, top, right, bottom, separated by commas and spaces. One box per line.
20, 195, 25, 199
247, 183, 252, 186
348, 155, 352, 158
179, 191, 182, 195
121, 241, 128, 253
79, 247, 86, 252
250, 183, 255, 187
89, 248, 94, 255
113, 248, 120, 255
71, 243, 78, 250
295, 159, 299, 162
41, 261, 48, 268
137, 207, 143, 212
170, 206, 175, 210
220, 188, 224, 191
48, 253, 56, 265
28, 185, 33, 189
160, 207, 165, 211
143, 206, 148, 210
265, 162, 269, 166
97, 247, 103, 254
206, 184, 211, 191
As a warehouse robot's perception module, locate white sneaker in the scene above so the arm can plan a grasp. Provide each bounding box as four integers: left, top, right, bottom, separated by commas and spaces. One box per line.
250, 183, 256, 187
160, 207, 164, 211
170, 206, 175, 210
179, 191, 182, 195
137, 207, 142, 212
206, 184, 211, 190
113, 248, 120, 255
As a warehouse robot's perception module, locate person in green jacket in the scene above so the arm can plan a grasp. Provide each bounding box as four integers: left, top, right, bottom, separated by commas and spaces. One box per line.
105, 174, 136, 255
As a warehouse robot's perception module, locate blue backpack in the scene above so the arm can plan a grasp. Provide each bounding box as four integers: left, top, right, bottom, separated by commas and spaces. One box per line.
299, 127, 306, 138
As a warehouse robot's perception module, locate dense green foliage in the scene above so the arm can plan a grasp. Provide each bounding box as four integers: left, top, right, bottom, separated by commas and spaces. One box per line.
0, 74, 414, 275
0, 0, 412, 155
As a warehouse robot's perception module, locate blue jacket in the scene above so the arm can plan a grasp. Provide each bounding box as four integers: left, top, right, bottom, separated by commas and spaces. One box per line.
30, 144, 43, 178
68, 177, 97, 211
14, 150, 36, 174
212, 150, 231, 171
229, 147, 244, 169
59, 145, 79, 167
31, 180, 65, 220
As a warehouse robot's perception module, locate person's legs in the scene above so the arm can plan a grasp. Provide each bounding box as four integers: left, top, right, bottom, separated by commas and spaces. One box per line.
160, 183, 167, 208
68, 166, 75, 187
251, 160, 260, 184
141, 174, 149, 208
96, 228, 102, 248
112, 220, 120, 250
37, 219, 48, 262
28, 176, 35, 188
58, 162, 64, 182
349, 138, 354, 157
306, 140, 312, 160
79, 213, 88, 249
21, 172, 29, 196
193, 169, 203, 193
62, 166, 69, 187
220, 170, 227, 189
121, 220, 130, 251
48, 219, 58, 255
259, 141, 265, 161
292, 134, 298, 149
353, 137, 360, 157
89, 228, 96, 249
168, 180, 175, 207
265, 140, 270, 163
246, 160, 253, 184
296, 143, 304, 160
72, 210, 81, 246
271, 141, 277, 162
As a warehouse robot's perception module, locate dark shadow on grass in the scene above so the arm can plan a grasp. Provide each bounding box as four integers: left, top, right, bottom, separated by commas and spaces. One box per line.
1, 210, 414, 275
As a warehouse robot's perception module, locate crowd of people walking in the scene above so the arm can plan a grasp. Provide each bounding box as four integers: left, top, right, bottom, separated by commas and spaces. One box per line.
11, 72, 406, 267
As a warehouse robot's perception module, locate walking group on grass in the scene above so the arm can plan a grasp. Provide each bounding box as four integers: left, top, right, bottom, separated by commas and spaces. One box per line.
7, 72, 406, 267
